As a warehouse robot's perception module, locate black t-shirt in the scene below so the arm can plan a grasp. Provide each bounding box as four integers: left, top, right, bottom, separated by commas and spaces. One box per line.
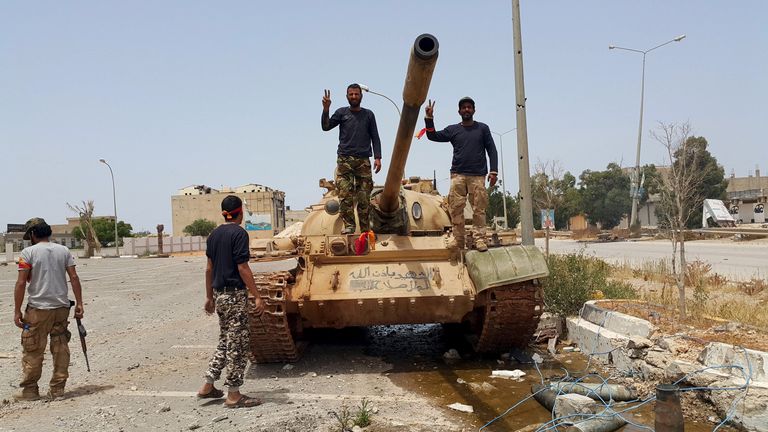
206, 223, 250, 289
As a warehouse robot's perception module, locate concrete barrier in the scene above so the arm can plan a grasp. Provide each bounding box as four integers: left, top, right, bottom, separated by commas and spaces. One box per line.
581, 301, 656, 339
698, 342, 768, 383
565, 317, 627, 363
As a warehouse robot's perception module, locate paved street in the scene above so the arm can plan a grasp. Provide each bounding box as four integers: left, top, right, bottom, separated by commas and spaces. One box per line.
537, 238, 768, 280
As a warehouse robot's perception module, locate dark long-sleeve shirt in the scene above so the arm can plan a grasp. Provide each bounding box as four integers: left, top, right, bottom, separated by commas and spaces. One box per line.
322, 107, 382, 159
424, 118, 498, 176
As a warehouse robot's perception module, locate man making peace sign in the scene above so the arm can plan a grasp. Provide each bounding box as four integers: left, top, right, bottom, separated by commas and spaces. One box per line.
321, 84, 382, 234
423, 97, 498, 252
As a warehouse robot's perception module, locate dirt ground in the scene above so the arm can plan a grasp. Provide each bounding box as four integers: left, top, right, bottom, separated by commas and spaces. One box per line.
598, 284, 768, 353
1, 255, 750, 432
0, 257, 471, 432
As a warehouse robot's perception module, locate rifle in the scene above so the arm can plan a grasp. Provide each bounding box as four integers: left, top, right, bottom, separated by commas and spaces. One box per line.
69, 300, 91, 372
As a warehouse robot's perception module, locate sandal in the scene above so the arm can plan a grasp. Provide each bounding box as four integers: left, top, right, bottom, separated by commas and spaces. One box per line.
197, 387, 224, 399
224, 395, 263, 408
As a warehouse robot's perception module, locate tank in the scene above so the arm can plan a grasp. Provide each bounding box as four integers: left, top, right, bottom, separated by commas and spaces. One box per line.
248, 34, 548, 363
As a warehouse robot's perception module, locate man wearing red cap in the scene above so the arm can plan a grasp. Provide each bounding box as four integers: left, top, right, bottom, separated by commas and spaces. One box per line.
197, 195, 266, 408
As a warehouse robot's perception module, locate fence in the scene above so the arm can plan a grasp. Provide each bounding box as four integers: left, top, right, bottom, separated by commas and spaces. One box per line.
123, 236, 206, 256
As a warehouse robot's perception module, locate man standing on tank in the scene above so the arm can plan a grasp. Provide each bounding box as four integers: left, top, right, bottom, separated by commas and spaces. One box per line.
423, 97, 498, 252
321, 84, 382, 234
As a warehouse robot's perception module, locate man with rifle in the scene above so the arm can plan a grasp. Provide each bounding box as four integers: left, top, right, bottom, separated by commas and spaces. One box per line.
13, 218, 85, 400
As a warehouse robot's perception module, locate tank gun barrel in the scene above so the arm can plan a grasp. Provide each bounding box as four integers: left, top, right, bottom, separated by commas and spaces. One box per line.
379, 34, 439, 213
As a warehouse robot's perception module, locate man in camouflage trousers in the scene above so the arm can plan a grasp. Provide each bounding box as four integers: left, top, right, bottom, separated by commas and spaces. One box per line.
198, 195, 266, 408
423, 97, 498, 251
321, 84, 382, 234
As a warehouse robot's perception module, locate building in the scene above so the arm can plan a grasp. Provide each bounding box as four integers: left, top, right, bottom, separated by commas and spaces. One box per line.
171, 184, 286, 239
2, 217, 107, 252
726, 168, 767, 224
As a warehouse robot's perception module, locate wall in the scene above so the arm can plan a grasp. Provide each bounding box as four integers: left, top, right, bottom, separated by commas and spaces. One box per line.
569, 214, 588, 231
171, 190, 285, 240
123, 236, 206, 255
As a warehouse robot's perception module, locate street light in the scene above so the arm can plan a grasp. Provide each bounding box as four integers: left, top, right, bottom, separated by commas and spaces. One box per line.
491, 128, 516, 229
610, 34, 686, 229
358, 84, 401, 116
99, 158, 120, 257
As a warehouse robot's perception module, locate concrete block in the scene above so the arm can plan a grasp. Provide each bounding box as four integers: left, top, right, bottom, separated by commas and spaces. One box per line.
656, 336, 687, 355
638, 361, 664, 380
664, 360, 732, 388
552, 393, 597, 419
565, 317, 627, 364
698, 342, 768, 383
537, 312, 565, 336
610, 347, 642, 376
644, 351, 673, 370
665, 360, 768, 431
626, 336, 652, 349
708, 383, 768, 432
580, 301, 656, 339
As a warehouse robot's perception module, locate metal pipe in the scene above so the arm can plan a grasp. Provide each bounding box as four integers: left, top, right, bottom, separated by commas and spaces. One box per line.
564, 415, 627, 432
99, 159, 119, 256
655, 384, 684, 431
379, 34, 439, 213
492, 128, 516, 229
549, 382, 637, 402
359, 85, 401, 116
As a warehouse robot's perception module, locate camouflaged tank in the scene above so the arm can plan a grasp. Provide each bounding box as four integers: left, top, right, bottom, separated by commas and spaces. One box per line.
248, 34, 548, 363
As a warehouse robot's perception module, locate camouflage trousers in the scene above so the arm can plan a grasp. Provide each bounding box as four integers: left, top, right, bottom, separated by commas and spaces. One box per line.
206, 290, 250, 389
448, 174, 488, 245
19, 307, 71, 394
336, 155, 373, 232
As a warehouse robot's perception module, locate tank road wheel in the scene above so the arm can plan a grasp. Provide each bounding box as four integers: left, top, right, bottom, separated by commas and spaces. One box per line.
468, 281, 544, 353
249, 271, 303, 363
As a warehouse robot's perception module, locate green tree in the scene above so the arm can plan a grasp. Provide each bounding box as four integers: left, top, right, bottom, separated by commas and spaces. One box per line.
638, 164, 662, 206
579, 163, 631, 229
673, 136, 727, 228
558, 172, 583, 229
531, 161, 581, 230
531, 162, 563, 226
73, 219, 133, 246
486, 185, 520, 230
184, 219, 217, 236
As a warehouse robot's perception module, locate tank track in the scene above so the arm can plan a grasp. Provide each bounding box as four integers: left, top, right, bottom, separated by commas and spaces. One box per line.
249, 271, 301, 363
474, 281, 544, 352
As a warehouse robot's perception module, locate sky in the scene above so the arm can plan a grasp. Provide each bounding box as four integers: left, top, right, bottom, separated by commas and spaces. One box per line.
2, 1, 766, 233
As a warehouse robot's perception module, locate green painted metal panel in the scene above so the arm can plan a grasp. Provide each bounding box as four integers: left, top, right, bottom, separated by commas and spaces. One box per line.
465, 245, 549, 292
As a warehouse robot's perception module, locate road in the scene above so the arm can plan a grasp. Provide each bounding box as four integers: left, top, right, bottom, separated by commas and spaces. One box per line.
537, 238, 768, 280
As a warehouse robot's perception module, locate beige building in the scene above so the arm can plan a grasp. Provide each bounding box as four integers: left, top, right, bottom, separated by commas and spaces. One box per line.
727, 168, 767, 224
171, 184, 286, 239
2, 216, 115, 251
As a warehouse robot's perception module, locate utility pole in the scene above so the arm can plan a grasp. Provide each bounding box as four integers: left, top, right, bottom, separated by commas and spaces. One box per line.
511, 0, 534, 245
